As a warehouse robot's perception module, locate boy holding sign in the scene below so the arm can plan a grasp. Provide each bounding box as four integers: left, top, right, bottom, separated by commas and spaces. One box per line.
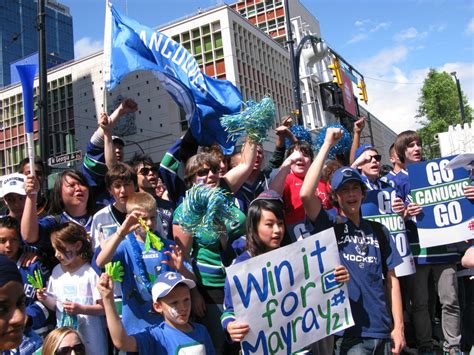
300, 128, 405, 355
394, 130, 463, 354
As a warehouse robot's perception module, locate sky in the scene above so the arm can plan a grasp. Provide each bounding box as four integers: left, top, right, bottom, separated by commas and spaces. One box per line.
61, 0, 474, 134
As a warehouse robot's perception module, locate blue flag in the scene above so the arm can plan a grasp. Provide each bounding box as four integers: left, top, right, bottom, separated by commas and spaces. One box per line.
103, 2, 243, 153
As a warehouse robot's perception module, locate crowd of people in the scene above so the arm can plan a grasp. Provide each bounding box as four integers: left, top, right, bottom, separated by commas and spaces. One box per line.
0, 97, 473, 355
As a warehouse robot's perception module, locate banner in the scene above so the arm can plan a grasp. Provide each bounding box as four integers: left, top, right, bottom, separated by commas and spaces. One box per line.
226, 228, 353, 354
103, 2, 243, 153
361, 188, 415, 276
408, 155, 473, 248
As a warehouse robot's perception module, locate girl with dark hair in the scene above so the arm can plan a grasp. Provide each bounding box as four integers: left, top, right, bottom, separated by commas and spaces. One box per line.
221, 191, 349, 347
21, 169, 96, 267
37, 222, 107, 355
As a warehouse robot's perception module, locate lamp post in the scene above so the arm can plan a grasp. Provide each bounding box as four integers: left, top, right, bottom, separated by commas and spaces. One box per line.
125, 139, 145, 154
284, 1, 328, 126
450, 72, 466, 125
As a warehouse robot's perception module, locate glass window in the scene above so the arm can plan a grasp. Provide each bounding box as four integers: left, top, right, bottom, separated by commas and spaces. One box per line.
213, 32, 222, 48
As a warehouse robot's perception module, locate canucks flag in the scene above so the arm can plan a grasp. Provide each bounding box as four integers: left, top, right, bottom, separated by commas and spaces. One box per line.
103, 2, 243, 153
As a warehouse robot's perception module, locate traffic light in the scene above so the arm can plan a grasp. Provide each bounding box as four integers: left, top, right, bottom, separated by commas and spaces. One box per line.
357, 78, 368, 103
328, 58, 343, 86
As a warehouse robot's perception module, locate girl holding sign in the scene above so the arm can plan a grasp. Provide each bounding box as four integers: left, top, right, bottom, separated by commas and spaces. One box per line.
300, 127, 405, 355
221, 190, 350, 349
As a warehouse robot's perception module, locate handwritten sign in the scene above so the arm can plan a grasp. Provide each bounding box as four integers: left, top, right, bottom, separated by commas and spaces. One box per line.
225, 228, 353, 354
361, 188, 415, 276
408, 155, 473, 248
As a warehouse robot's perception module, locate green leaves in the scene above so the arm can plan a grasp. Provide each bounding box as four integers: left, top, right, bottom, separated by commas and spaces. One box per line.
105, 261, 124, 283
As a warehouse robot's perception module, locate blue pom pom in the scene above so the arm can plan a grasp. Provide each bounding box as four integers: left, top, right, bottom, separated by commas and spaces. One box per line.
285, 125, 313, 148
220, 96, 275, 143
175, 185, 236, 245
313, 124, 352, 159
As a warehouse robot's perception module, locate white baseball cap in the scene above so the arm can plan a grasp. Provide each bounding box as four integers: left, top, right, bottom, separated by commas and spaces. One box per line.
151, 271, 196, 301
0, 173, 26, 198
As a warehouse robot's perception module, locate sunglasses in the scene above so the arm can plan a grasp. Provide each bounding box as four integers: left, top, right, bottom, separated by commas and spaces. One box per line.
368, 154, 382, 162
55, 343, 86, 355
138, 166, 158, 176
195, 166, 220, 177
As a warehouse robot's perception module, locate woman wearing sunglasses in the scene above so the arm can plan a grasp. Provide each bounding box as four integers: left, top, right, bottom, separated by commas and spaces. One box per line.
173, 140, 257, 354
42, 327, 85, 355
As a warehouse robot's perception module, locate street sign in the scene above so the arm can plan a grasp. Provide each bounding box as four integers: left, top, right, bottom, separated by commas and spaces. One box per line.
48, 150, 83, 167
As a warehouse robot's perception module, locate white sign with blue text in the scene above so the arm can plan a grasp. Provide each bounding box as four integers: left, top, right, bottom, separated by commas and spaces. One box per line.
226, 228, 354, 355
408, 155, 473, 248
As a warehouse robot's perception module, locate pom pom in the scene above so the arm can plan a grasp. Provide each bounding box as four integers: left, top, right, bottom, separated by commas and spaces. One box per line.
220, 96, 275, 143
285, 125, 314, 148
313, 124, 352, 159
175, 184, 236, 245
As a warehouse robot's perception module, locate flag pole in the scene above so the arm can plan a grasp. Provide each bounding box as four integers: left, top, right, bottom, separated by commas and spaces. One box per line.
103, 0, 112, 112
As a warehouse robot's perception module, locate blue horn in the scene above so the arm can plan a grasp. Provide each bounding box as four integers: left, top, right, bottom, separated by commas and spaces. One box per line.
16, 64, 37, 134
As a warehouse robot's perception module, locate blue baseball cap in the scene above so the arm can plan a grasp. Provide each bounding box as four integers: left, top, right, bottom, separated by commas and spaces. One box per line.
331, 167, 364, 191
151, 271, 196, 301
354, 144, 378, 161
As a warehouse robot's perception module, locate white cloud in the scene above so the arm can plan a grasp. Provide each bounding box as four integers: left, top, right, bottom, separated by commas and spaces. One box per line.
357, 49, 474, 134
347, 33, 368, 44
466, 18, 474, 34
429, 24, 447, 33
394, 27, 428, 42
369, 22, 390, 33
354, 20, 369, 27
74, 37, 103, 59
358, 46, 408, 75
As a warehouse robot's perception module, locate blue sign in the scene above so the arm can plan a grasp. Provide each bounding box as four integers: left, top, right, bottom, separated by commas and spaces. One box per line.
407, 156, 473, 248
361, 188, 415, 276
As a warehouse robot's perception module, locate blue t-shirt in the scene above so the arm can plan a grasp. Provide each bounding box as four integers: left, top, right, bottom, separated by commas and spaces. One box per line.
102, 233, 176, 335
306, 210, 402, 339
133, 321, 215, 355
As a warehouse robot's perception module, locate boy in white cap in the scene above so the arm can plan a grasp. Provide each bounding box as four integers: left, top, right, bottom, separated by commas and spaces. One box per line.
97, 270, 215, 354
0, 173, 27, 221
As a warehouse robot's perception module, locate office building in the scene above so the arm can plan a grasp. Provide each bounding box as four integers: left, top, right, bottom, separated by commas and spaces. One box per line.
0, 0, 74, 87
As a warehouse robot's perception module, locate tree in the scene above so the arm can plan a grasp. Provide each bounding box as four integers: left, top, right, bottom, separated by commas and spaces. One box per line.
416, 69, 473, 159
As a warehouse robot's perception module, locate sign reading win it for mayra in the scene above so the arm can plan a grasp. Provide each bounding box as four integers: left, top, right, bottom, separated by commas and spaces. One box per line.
408, 155, 473, 248
225, 228, 353, 355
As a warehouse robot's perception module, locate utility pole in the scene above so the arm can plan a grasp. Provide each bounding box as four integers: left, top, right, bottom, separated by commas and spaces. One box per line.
38, 0, 50, 175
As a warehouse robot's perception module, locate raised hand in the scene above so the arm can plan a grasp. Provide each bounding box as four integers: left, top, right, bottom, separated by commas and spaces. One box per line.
97, 273, 114, 300
118, 99, 138, 115
324, 127, 343, 147
353, 117, 366, 134
24, 174, 40, 196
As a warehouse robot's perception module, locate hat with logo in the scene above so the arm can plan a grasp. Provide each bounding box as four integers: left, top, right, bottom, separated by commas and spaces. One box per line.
331, 167, 364, 191
151, 271, 196, 301
0, 173, 26, 198
111, 135, 125, 146
354, 144, 378, 162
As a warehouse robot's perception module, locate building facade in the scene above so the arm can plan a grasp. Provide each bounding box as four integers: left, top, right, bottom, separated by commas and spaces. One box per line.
0, 5, 293, 175
0, 0, 74, 87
